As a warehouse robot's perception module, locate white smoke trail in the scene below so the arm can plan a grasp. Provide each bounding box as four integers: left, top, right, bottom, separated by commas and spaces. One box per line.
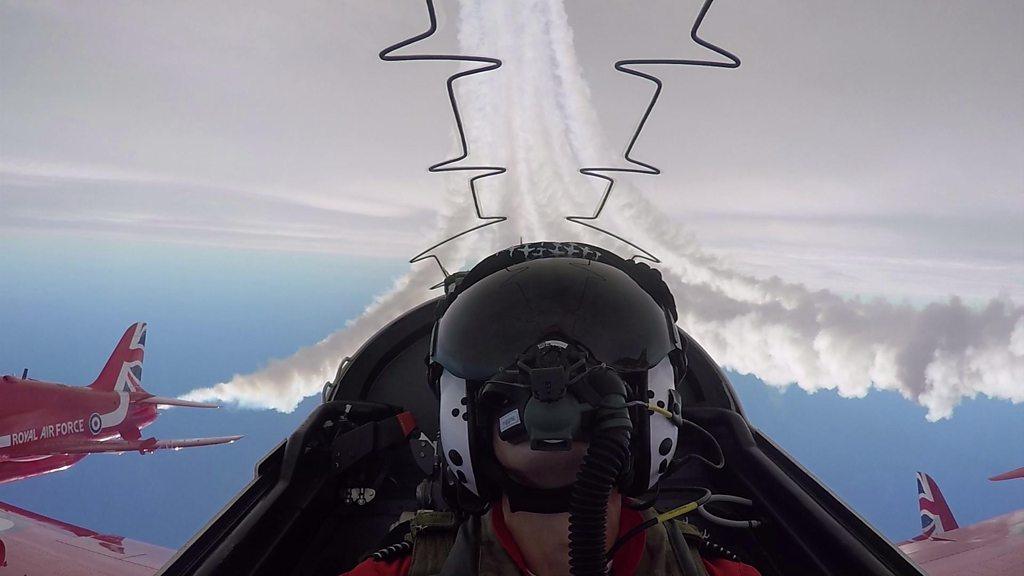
182, 0, 1023, 420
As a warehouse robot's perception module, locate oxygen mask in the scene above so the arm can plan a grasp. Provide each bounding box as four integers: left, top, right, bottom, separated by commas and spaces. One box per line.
480, 340, 632, 453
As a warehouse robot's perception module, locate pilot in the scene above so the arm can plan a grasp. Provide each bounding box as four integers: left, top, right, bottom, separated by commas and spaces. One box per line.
343, 243, 761, 576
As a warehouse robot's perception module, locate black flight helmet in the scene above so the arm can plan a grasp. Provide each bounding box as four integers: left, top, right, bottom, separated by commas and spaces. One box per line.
430, 242, 685, 508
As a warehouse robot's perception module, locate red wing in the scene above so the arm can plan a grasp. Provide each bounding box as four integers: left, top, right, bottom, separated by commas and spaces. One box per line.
899, 510, 1024, 575
135, 395, 220, 408
144, 436, 243, 451
0, 500, 173, 574
3, 435, 242, 458
989, 466, 1024, 482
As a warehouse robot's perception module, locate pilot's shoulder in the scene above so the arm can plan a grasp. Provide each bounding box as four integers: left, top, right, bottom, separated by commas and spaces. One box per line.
703, 556, 762, 576
340, 555, 412, 576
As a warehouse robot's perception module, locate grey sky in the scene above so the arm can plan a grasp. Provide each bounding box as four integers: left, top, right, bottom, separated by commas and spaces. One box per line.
2, 0, 1021, 301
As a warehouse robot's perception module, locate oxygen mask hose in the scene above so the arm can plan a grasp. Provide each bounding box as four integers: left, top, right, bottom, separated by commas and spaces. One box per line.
568, 367, 632, 576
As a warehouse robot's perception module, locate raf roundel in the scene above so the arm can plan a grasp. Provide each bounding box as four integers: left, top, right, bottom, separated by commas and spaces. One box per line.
88, 413, 103, 435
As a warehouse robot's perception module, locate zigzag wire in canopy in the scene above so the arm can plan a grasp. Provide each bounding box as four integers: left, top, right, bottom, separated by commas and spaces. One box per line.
381, 0, 740, 274
572, 0, 741, 263
379, 0, 506, 279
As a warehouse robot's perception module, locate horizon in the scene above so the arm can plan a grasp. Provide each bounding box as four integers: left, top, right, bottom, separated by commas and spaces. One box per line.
0, 237, 1021, 549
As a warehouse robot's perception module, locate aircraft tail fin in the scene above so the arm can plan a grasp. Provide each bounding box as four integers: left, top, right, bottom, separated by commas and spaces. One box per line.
89, 323, 147, 393
917, 471, 959, 537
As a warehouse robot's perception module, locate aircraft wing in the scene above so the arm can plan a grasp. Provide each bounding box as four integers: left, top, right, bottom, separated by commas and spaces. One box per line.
135, 395, 220, 409
900, 510, 1024, 576
989, 466, 1024, 482
899, 471, 1024, 575
1, 436, 242, 459
0, 499, 173, 575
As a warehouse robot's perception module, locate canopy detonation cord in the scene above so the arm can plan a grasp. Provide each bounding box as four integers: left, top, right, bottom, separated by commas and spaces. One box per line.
379, 0, 507, 280
382, 0, 741, 278
571, 0, 741, 263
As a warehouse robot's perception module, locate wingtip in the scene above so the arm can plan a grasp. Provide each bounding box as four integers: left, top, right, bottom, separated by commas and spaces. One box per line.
140, 396, 221, 409
215, 435, 244, 446
989, 466, 1024, 482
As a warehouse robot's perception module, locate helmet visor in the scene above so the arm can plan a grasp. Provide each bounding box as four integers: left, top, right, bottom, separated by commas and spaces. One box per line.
434, 258, 675, 380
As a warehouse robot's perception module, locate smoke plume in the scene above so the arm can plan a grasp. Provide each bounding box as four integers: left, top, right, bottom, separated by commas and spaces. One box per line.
182, 0, 1022, 420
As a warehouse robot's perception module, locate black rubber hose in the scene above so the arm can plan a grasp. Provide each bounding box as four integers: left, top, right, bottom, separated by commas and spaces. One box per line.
568, 426, 632, 576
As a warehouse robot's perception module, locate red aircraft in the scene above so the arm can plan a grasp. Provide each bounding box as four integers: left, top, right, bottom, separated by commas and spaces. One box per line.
0, 322, 241, 484
899, 470, 1024, 575
0, 499, 173, 575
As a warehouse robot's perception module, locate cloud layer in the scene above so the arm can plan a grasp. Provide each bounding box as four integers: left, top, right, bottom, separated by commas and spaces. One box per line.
3, 1, 1021, 303
181, 0, 1023, 420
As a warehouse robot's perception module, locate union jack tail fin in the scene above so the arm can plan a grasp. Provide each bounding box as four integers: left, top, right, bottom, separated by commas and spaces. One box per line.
89, 323, 148, 393
917, 471, 959, 538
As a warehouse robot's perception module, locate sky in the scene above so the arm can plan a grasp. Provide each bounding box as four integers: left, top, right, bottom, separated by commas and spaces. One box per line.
1, 0, 1022, 553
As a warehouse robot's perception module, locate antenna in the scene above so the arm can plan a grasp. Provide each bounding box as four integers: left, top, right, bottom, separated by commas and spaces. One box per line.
570, 0, 741, 263
21, 368, 28, 379
380, 0, 507, 280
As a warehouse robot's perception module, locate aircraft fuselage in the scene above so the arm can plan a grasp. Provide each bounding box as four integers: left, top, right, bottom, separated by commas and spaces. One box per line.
0, 376, 158, 484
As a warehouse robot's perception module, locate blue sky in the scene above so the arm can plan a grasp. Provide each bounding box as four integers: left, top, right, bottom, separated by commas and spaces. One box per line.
0, 236, 405, 547
0, 237, 1020, 548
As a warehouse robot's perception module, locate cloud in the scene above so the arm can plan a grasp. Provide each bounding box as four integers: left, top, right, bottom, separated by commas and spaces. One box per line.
182, 272, 432, 412
0, 159, 433, 255
180, 0, 1022, 421
4, 0, 1020, 301
0, 158, 423, 218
